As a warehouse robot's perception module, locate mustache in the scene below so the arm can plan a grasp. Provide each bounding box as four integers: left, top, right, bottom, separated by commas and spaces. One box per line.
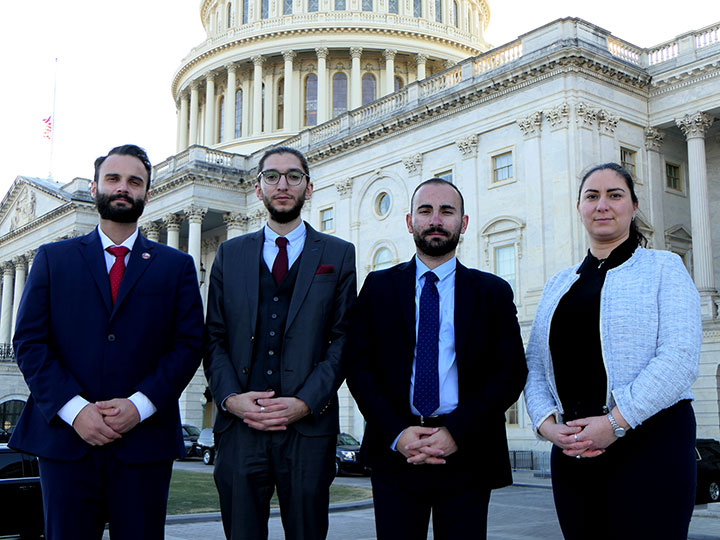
422, 226, 450, 237
109, 194, 133, 203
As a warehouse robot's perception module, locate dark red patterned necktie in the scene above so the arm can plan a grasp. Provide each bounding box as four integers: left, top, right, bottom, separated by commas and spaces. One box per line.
272, 237, 288, 285
106, 246, 130, 304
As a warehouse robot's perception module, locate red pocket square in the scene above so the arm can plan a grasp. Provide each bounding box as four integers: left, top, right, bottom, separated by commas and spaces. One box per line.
315, 264, 334, 274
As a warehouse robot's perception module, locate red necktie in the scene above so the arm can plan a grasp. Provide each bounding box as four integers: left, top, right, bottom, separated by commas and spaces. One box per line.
272, 237, 289, 285
106, 246, 130, 304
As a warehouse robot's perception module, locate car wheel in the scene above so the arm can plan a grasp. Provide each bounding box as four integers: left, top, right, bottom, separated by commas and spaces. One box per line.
335, 459, 340, 477
203, 448, 215, 466
709, 481, 720, 502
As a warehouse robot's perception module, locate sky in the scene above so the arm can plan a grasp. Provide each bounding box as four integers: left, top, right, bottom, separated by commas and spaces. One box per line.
0, 0, 716, 199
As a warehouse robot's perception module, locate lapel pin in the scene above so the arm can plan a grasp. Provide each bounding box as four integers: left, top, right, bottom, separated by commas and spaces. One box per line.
142, 252, 151, 259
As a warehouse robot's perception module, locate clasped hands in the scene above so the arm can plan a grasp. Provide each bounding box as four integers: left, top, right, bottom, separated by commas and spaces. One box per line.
225, 390, 310, 431
397, 426, 458, 465
72, 398, 140, 446
539, 410, 629, 459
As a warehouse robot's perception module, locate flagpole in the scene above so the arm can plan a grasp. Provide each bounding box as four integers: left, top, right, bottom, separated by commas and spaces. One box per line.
48, 58, 58, 179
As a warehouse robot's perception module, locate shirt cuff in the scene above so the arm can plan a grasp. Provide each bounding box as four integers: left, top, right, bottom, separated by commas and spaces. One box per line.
128, 392, 157, 422
57, 395, 91, 426
391, 431, 403, 452
220, 393, 237, 411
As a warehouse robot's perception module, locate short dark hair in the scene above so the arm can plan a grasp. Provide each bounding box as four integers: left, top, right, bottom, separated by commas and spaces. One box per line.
578, 162, 647, 248
257, 146, 310, 177
94, 144, 152, 189
410, 178, 465, 215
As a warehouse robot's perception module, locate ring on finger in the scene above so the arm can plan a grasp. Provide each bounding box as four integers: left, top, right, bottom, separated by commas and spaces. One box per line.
260, 406, 266, 413
574, 433, 579, 442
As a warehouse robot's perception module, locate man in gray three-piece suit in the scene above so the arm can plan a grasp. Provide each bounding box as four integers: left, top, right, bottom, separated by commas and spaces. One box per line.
204, 146, 357, 540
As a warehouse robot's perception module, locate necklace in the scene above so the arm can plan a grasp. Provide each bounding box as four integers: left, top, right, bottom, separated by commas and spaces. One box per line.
597, 258, 608, 269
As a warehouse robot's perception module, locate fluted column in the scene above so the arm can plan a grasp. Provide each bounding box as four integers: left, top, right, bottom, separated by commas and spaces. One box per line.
142, 222, 162, 242
178, 92, 189, 151
163, 213, 184, 250
316, 47, 329, 124
204, 73, 216, 145
383, 49, 397, 96
189, 82, 200, 145
10, 257, 26, 338
282, 50, 296, 131
186, 206, 208, 280
350, 47, 362, 109
0, 263, 15, 343
416, 53, 428, 80
252, 55, 264, 135
225, 64, 237, 142
224, 212, 246, 240
676, 111, 716, 317
644, 127, 666, 250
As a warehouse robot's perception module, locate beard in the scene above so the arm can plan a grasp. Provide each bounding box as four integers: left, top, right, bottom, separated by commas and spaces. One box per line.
262, 192, 305, 224
413, 225, 462, 257
95, 192, 146, 223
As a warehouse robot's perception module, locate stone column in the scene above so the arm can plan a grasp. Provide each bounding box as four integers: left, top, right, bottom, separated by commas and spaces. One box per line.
186, 206, 208, 280
252, 55, 265, 135
224, 212, 246, 240
241, 72, 251, 138
335, 178, 353, 240
143, 222, 162, 242
383, 49, 397, 96
163, 213, 184, 250
350, 47, 363, 109
204, 72, 216, 146
316, 47, 329, 124
178, 92, 189, 151
10, 257, 26, 338
644, 127, 666, 250
282, 50, 296, 130
416, 53, 428, 81
189, 82, 200, 145
0, 263, 15, 344
225, 63, 237, 142
676, 112, 717, 318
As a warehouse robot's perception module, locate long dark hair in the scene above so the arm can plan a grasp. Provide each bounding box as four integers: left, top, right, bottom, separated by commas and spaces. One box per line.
578, 162, 647, 248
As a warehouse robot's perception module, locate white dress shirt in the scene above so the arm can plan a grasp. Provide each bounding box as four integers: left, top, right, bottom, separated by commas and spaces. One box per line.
262, 221, 307, 272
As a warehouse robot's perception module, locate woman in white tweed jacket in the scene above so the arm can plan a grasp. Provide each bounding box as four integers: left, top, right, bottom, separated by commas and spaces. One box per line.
524, 163, 701, 540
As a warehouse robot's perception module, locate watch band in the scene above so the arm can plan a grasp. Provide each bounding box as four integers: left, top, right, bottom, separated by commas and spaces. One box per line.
607, 412, 626, 438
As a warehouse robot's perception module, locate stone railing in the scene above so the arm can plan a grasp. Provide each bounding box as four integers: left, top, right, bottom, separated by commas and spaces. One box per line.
474, 41, 523, 74
153, 146, 245, 186
608, 38, 643, 66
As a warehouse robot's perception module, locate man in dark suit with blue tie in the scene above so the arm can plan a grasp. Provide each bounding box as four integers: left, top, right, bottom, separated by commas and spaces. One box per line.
204, 146, 356, 540
10, 144, 204, 540
347, 178, 527, 540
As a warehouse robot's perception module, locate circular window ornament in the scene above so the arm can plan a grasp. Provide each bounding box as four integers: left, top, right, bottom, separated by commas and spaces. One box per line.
376, 192, 391, 217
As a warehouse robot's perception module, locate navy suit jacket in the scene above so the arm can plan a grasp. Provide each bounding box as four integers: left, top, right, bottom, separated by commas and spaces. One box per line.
10, 230, 204, 463
346, 258, 527, 489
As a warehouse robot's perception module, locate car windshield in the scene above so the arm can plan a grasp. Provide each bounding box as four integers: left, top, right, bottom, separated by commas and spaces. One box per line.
337, 434, 359, 446
184, 425, 201, 437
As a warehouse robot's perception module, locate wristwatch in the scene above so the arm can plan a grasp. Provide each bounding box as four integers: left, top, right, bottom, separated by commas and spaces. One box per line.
607, 412, 626, 438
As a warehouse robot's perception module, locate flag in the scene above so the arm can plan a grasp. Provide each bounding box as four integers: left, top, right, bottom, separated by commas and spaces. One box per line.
42, 116, 53, 140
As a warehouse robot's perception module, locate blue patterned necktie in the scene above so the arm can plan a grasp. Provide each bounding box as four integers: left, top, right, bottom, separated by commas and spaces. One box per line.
413, 271, 440, 418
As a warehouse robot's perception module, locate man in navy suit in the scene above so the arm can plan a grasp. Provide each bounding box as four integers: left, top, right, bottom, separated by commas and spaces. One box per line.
10, 144, 204, 540
347, 178, 527, 540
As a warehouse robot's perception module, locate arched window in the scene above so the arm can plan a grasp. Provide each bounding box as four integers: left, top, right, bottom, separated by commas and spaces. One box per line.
362, 0, 372, 10
227, 2, 233, 28
0, 399, 25, 433
308, 0, 319, 11
235, 89, 243, 138
284, 0, 292, 14
394, 76, 404, 92
335, 0, 346, 9
435, 0, 442, 22
277, 78, 284, 130
453, 0, 458, 26
414, 0, 422, 17
242, 0, 248, 23
372, 247, 394, 270
218, 96, 225, 142
389, 0, 398, 13
261, 0, 269, 19
361, 73, 376, 106
332, 73, 348, 117
304, 74, 318, 126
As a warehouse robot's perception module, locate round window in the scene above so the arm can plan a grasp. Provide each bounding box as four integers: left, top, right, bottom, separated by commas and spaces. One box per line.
376, 192, 391, 216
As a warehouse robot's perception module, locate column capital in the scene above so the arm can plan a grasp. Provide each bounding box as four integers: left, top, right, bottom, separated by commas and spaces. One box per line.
206, 71, 216, 82
2, 262, 15, 275
415, 53, 428, 66
223, 211, 247, 228
676, 112, 714, 139
282, 50, 297, 62
456, 134, 479, 157
141, 221, 163, 240
443, 59, 456, 70
544, 102, 569, 130
190, 80, 201, 91
350, 47, 363, 59
185, 206, 208, 223
383, 49, 397, 61
162, 213, 184, 230
12, 256, 27, 270
516, 112, 542, 138
644, 127, 665, 152
225, 62, 237, 73
315, 47, 329, 59
336, 178, 353, 198
252, 55, 265, 67
247, 208, 267, 229
402, 154, 422, 175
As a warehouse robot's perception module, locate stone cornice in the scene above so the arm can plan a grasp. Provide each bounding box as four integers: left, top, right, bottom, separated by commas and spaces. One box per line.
150, 171, 252, 198
649, 60, 720, 96
0, 201, 95, 247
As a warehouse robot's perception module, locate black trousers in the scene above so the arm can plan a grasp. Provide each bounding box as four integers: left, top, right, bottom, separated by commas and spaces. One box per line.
371, 463, 491, 540
551, 400, 696, 540
213, 421, 336, 540
38, 448, 173, 540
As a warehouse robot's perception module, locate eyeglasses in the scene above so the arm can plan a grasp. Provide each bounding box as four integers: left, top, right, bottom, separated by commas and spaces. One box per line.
257, 169, 308, 186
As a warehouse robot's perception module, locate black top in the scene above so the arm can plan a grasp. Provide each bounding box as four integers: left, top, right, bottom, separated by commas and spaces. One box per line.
549, 236, 637, 422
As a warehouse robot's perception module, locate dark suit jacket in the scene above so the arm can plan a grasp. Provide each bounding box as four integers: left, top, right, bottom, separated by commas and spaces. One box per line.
204, 223, 356, 437
9, 230, 204, 463
346, 257, 527, 488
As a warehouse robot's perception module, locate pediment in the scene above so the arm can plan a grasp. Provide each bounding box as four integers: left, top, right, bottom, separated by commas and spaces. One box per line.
665, 224, 692, 242
0, 176, 73, 236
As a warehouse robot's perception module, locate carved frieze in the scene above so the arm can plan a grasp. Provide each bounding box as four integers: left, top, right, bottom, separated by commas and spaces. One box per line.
10, 188, 36, 231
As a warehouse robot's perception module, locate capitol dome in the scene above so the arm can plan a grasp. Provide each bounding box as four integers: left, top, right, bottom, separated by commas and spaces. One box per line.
172, 0, 491, 154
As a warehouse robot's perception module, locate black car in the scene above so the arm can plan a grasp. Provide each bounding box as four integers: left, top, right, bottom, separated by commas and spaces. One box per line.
181, 424, 201, 458
0, 444, 44, 538
696, 438, 720, 504
335, 433, 368, 476
197, 427, 215, 465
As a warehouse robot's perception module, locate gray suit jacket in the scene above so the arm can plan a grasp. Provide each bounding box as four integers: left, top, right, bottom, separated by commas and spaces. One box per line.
204, 222, 356, 437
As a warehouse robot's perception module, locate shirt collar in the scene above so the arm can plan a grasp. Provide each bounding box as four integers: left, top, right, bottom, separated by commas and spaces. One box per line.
415, 255, 457, 283
263, 221, 306, 245
96, 225, 138, 251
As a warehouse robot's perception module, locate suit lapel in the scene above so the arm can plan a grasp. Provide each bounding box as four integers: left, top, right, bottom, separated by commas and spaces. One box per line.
112, 234, 155, 316
393, 258, 417, 351
243, 230, 264, 337
79, 230, 113, 313
287, 224, 323, 331
453, 261, 474, 366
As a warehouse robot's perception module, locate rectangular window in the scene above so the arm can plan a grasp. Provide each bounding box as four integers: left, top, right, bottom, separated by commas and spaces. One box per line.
666, 163, 682, 191
362, 0, 372, 10
284, 0, 292, 14
242, 0, 248, 23
435, 0, 442, 22
414, 0, 422, 17
493, 151, 513, 183
388, 0, 398, 13
494, 244, 516, 295
335, 0, 346, 9
435, 169, 453, 183
320, 207, 335, 232
308, 0, 318, 11
620, 147, 636, 176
